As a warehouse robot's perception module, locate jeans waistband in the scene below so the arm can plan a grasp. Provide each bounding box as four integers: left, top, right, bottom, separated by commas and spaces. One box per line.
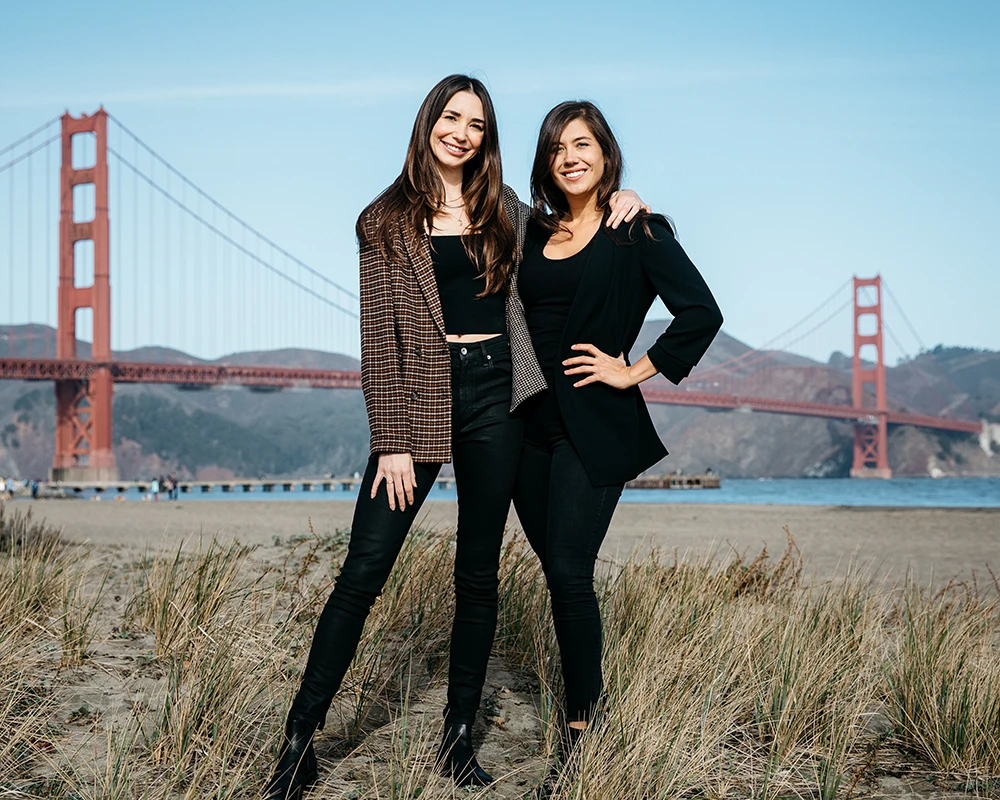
448, 334, 509, 365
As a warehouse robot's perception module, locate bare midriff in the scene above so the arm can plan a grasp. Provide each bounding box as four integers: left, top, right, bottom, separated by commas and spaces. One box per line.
445, 333, 502, 343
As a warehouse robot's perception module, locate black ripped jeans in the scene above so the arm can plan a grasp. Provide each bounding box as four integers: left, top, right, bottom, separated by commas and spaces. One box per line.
513, 389, 624, 724
289, 336, 521, 729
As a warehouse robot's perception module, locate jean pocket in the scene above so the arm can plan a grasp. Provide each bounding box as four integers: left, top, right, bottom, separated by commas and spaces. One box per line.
471, 361, 512, 409
486, 348, 512, 373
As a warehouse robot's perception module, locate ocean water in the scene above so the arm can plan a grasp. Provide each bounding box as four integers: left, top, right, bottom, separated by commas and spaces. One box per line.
57, 477, 1000, 508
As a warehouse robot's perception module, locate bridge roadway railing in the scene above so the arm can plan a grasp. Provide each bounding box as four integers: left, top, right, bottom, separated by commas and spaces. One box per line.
1, 357, 982, 435
0, 357, 362, 389
638, 387, 982, 434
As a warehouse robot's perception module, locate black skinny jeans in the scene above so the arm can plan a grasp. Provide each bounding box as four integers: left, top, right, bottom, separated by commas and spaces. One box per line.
513, 389, 623, 724
290, 336, 522, 728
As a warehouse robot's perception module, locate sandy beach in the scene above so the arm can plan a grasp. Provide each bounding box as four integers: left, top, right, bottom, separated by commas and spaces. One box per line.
6, 497, 999, 797
18, 498, 1000, 584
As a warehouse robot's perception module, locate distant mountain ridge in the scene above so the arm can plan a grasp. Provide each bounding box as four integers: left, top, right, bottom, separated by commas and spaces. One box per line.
1, 323, 997, 480
0, 324, 360, 370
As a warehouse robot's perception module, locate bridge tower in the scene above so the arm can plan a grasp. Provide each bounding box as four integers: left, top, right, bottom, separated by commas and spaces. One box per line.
850, 275, 891, 479
51, 109, 118, 481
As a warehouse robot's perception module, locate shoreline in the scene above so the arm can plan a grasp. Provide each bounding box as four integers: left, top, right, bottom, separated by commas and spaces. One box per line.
11, 498, 998, 586
19, 474, 999, 510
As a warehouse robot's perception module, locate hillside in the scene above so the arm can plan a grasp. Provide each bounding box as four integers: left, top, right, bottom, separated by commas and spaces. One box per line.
1, 323, 996, 480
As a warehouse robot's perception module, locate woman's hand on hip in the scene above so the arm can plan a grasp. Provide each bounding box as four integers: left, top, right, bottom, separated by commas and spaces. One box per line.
606, 189, 652, 230
372, 452, 417, 511
563, 344, 635, 389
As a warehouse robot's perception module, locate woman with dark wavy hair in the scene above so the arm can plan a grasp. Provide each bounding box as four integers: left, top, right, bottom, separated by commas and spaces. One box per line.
264, 77, 646, 799
514, 101, 723, 757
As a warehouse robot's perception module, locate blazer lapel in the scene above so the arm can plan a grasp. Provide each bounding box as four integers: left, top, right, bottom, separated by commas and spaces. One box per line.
404, 227, 447, 339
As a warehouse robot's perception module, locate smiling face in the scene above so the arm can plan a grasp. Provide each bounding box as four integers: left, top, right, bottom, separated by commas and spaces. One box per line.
550, 117, 606, 201
429, 90, 485, 173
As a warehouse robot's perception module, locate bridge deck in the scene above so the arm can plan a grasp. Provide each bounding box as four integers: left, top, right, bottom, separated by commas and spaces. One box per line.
0, 357, 981, 435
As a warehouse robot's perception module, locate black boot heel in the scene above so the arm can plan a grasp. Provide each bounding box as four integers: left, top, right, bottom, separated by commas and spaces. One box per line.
561, 722, 587, 762
436, 722, 494, 787
263, 715, 319, 800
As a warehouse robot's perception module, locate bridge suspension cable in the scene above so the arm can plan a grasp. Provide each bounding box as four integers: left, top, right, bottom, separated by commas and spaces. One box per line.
881, 278, 926, 354
0, 116, 60, 159
1, 119, 61, 358
106, 113, 358, 303
692, 278, 853, 381
0, 133, 61, 176
691, 298, 853, 384
862, 285, 911, 363
692, 277, 853, 378
108, 146, 359, 321
858, 284, 968, 419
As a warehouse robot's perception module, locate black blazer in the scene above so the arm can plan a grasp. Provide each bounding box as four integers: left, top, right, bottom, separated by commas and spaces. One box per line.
522, 215, 723, 486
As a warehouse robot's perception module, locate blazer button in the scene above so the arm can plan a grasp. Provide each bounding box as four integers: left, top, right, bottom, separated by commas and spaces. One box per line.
415, 347, 422, 357
410, 391, 419, 401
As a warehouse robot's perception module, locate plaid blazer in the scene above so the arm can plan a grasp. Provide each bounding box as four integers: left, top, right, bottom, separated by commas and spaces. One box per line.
359, 185, 546, 463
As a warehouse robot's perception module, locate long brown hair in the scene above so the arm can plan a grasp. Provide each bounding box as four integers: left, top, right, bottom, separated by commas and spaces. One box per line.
356, 74, 514, 295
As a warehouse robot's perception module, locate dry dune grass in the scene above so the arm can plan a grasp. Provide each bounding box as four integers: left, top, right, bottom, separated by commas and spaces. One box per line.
1, 503, 999, 799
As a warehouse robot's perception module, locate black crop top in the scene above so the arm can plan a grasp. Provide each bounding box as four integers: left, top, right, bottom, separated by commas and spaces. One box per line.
429, 235, 505, 336
518, 233, 594, 380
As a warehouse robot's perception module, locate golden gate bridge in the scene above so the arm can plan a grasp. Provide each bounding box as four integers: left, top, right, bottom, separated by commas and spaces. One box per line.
0, 110, 990, 483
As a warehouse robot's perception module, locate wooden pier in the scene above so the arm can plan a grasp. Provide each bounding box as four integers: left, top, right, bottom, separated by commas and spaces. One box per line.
42, 476, 457, 496
625, 473, 720, 490
41, 473, 717, 497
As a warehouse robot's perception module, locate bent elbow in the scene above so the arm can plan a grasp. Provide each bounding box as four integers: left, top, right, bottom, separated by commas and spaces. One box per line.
698, 301, 723, 337
710, 305, 724, 334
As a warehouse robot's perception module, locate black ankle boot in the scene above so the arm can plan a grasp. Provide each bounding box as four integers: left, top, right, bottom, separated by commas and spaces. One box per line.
263, 715, 319, 800
436, 722, 494, 787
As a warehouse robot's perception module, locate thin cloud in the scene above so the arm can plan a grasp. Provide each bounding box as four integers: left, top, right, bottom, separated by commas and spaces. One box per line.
4, 54, 987, 111
0, 76, 434, 110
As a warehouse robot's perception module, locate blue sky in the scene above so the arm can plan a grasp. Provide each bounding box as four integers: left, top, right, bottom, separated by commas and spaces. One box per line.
1, 0, 998, 362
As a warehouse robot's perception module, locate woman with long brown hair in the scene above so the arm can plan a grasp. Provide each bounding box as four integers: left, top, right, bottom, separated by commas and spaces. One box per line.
264, 77, 645, 799
514, 100, 723, 758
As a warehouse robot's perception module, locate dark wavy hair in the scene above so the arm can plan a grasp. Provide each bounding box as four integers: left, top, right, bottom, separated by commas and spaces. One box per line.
356, 74, 514, 295
530, 100, 669, 241
529, 100, 624, 234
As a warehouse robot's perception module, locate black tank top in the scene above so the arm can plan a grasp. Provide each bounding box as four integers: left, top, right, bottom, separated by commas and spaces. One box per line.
518, 235, 593, 380
429, 235, 506, 336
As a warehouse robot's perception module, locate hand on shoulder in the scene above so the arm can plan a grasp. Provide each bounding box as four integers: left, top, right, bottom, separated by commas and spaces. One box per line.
604, 211, 674, 247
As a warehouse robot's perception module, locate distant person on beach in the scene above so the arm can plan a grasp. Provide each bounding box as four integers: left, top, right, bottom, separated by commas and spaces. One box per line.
150, 476, 160, 501
264, 75, 646, 800
513, 101, 722, 757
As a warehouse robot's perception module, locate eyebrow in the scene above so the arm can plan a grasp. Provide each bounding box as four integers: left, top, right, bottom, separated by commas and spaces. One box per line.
443, 108, 486, 125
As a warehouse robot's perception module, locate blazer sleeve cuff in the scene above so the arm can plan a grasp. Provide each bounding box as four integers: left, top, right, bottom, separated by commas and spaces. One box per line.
368, 430, 411, 455
646, 345, 693, 385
